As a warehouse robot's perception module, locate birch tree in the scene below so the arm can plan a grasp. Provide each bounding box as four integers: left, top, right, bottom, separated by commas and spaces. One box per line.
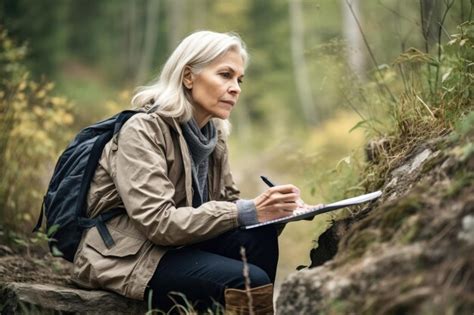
342, 0, 366, 80
167, 0, 186, 50
191, 0, 207, 30
420, 0, 441, 53
125, 0, 139, 78
136, 0, 160, 84
289, 0, 317, 125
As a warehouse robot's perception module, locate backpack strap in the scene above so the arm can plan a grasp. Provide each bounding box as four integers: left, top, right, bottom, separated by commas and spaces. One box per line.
33, 197, 45, 232
114, 110, 138, 134
77, 207, 127, 248
73, 111, 136, 249
76, 111, 138, 219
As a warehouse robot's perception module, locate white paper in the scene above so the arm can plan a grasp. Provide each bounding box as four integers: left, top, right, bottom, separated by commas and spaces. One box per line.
241, 190, 382, 230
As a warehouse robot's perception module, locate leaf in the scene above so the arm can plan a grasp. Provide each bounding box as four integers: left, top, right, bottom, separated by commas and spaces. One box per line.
51, 245, 63, 257
442, 68, 452, 83
17, 81, 26, 91
14, 238, 28, 247
36, 89, 46, 98
447, 39, 457, 46
47, 224, 60, 237
22, 213, 32, 222
349, 120, 368, 133
336, 156, 351, 169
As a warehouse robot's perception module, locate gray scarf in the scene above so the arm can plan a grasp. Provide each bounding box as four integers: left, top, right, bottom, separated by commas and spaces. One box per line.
181, 119, 217, 207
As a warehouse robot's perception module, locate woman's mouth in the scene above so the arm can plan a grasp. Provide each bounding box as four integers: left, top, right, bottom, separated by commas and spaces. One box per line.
221, 100, 235, 106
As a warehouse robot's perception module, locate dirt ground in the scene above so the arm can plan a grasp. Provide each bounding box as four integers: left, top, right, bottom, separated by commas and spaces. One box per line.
0, 244, 72, 287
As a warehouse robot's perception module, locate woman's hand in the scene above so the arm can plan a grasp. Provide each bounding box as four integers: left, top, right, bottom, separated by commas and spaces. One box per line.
253, 185, 301, 223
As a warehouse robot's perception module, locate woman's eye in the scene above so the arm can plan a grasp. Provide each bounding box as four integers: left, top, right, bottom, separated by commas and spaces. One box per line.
220, 72, 231, 78
238, 79, 243, 85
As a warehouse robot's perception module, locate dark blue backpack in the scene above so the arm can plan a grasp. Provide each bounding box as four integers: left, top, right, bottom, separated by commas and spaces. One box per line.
34, 110, 140, 262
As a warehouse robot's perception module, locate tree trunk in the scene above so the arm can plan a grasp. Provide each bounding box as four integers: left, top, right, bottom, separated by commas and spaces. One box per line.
136, 0, 160, 84
191, 0, 207, 29
420, 0, 441, 52
289, 0, 317, 125
341, 0, 366, 80
123, 0, 139, 79
167, 0, 186, 50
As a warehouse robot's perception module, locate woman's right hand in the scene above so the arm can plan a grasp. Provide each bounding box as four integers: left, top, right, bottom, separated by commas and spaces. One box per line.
253, 185, 301, 223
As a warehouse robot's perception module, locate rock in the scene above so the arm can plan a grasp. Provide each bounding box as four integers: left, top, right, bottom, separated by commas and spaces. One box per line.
276, 244, 423, 314
277, 132, 474, 314
458, 215, 474, 244
0, 282, 147, 314
392, 148, 433, 177
408, 148, 432, 173
392, 164, 410, 177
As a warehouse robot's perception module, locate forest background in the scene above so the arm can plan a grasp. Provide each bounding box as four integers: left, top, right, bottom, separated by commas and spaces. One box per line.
0, 0, 471, 289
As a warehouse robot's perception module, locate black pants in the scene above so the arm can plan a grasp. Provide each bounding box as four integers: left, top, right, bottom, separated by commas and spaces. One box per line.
145, 225, 279, 312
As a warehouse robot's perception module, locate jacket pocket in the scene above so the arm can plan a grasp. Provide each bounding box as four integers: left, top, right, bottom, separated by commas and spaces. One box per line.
84, 226, 146, 257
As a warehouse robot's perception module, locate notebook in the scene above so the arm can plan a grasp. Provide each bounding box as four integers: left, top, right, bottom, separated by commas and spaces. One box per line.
241, 190, 382, 230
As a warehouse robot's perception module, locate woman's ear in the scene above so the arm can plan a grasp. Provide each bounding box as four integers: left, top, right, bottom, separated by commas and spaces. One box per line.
183, 66, 193, 89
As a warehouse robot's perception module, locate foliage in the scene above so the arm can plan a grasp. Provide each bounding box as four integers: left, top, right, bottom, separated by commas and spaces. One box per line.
442, 21, 474, 112
0, 28, 74, 232
343, 20, 474, 195
0, 0, 72, 78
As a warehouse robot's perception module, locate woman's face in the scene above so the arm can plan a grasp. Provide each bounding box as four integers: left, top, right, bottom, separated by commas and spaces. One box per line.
184, 49, 245, 127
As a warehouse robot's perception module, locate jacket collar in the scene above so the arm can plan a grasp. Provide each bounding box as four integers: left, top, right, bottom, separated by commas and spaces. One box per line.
160, 115, 182, 134
160, 115, 226, 157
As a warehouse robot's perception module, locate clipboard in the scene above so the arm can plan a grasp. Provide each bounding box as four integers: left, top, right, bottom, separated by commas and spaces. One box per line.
241, 190, 382, 230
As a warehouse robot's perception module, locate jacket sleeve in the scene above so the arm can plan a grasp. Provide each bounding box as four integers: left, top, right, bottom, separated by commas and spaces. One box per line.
113, 115, 239, 247
218, 141, 241, 202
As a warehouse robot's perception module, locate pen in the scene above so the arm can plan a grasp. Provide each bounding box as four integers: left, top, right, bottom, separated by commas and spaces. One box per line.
260, 175, 276, 187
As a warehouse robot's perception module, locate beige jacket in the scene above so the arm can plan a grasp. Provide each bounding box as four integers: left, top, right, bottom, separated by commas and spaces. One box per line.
72, 112, 241, 300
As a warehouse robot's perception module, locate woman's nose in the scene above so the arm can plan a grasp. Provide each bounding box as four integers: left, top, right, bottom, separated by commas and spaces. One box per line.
229, 80, 241, 94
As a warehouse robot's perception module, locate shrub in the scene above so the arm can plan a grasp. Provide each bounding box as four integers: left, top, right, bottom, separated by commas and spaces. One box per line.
0, 28, 74, 232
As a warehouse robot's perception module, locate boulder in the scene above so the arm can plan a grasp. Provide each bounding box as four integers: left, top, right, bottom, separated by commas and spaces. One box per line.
276, 244, 424, 314
0, 282, 147, 314
276, 134, 474, 314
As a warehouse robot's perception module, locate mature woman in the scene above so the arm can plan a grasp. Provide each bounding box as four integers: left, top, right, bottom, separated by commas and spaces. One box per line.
72, 31, 301, 314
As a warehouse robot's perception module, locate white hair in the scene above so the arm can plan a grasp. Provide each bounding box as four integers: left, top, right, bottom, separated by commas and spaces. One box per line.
131, 31, 248, 134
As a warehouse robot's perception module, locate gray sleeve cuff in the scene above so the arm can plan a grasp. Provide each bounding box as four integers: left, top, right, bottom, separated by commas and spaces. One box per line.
236, 199, 259, 226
